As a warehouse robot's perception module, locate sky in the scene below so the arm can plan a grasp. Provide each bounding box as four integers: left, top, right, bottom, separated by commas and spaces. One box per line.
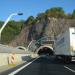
0, 0, 75, 21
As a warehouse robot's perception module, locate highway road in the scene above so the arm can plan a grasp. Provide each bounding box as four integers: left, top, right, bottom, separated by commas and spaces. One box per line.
7, 56, 75, 75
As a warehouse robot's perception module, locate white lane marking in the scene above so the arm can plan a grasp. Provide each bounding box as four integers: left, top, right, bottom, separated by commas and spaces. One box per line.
8, 57, 39, 75
64, 66, 75, 73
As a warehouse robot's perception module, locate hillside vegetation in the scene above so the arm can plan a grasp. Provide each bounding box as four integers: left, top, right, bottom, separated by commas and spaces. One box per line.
0, 20, 25, 44
0, 7, 75, 45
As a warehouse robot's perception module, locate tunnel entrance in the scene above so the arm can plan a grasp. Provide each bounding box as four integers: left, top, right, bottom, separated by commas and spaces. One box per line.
37, 47, 54, 55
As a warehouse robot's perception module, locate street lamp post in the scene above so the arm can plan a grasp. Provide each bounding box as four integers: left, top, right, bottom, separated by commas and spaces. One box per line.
0, 13, 23, 42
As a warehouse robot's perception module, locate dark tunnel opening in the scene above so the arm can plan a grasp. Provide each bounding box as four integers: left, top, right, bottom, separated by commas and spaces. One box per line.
38, 47, 54, 55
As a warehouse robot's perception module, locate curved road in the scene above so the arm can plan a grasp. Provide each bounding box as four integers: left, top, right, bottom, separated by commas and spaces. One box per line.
12, 56, 75, 75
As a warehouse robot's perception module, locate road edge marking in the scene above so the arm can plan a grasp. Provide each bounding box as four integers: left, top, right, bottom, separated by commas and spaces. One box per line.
8, 57, 39, 75
64, 66, 75, 73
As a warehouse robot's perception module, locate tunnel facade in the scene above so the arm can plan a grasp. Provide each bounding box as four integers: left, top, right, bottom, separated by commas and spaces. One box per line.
36, 45, 54, 55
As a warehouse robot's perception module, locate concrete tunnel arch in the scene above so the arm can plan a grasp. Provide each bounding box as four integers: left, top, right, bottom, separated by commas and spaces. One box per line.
36, 45, 54, 55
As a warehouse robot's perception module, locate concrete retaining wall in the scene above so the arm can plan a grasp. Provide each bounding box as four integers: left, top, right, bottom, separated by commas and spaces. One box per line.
0, 53, 34, 67
0, 44, 38, 67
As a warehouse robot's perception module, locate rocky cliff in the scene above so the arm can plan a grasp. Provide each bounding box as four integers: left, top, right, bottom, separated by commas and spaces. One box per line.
9, 17, 75, 47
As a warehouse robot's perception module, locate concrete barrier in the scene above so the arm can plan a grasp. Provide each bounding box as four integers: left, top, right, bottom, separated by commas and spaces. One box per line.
0, 53, 8, 66
0, 53, 33, 67
0, 44, 38, 67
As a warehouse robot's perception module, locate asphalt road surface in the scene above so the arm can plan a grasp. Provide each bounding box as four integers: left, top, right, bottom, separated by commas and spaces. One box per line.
11, 56, 75, 75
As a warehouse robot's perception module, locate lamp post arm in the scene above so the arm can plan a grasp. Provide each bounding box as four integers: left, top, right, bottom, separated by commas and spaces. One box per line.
0, 13, 17, 33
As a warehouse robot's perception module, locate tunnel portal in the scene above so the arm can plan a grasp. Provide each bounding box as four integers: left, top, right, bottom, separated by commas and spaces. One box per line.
37, 46, 54, 55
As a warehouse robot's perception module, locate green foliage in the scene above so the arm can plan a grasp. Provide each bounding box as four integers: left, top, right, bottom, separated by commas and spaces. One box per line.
0, 7, 75, 44
25, 16, 35, 25
37, 13, 46, 20
45, 7, 65, 18
72, 10, 75, 19
36, 7, 75, 20
0, 20, 24, 44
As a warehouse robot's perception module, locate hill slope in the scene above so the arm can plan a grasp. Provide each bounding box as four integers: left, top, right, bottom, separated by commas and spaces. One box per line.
9, 17, 75, 47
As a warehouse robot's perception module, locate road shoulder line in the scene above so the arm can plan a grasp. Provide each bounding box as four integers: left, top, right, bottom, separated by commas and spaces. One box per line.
8, 57, 39, 75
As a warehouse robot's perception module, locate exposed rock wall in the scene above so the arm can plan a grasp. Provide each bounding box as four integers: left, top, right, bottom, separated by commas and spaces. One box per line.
9, 18, 75, 47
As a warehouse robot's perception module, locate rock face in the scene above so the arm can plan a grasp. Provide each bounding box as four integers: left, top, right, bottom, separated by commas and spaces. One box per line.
9, 26, 30, 47
9, 17, 75, 47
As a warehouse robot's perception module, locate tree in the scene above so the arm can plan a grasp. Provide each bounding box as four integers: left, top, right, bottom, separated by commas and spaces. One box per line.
45, 7, 65, 18
25, 16, 35, 25
37, 13, 46, 20
72, 10, 75, 19
1, 20, 24, 44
